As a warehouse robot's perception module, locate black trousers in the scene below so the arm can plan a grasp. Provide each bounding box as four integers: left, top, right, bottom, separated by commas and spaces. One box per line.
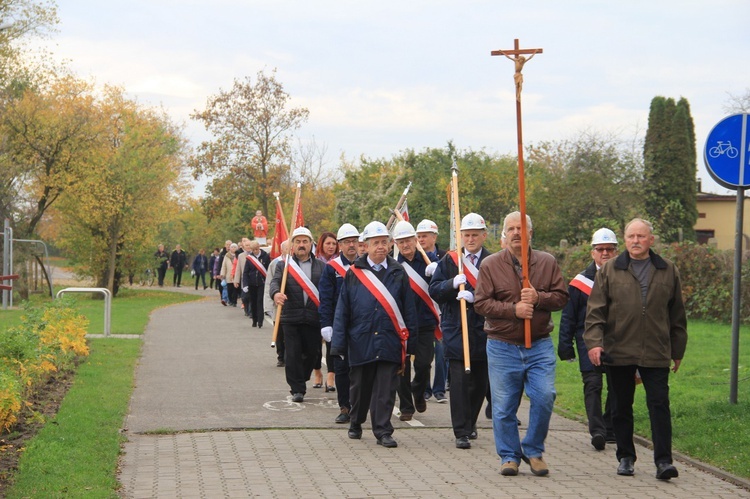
334, 353, 350, 410
350, 361, 399, 439
582, 369, 613, 438
448, 359, 488, 438
282, 323, 321, 395
173, 268, 183, 286
194, 272, 207, 289
397, 326, 436, 413
248, 285, 264, 324
157, 265, 167, 286
606, 365, 673, 465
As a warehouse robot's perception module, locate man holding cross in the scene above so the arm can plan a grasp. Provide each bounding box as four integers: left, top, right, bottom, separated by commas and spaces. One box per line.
474, 211, 568, 477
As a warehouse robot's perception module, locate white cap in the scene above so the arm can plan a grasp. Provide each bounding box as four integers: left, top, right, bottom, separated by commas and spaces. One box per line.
361, 221, 390, 241
416, 219, 438, 234
460, 213, 486, 231
591, 228, 618, 246
392, 220, 417, 240
336, 223, 360, 241
291, 226, 313, 241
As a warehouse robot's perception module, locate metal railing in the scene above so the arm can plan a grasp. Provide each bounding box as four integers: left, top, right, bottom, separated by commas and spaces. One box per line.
56, 287, 112, 337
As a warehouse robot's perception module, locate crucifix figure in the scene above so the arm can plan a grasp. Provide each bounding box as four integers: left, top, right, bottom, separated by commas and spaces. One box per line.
491, 40, 542, 102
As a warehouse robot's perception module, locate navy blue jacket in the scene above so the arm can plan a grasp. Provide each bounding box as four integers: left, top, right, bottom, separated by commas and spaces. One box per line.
428, 249, 491, 361
397, 252, 438, 330
332, 255, 418, 367
318, 253, 354, 329
558, 261, 597, 372
191, 254, 208, 274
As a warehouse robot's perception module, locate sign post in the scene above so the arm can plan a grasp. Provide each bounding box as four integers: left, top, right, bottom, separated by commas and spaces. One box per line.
703, 113, 750, 404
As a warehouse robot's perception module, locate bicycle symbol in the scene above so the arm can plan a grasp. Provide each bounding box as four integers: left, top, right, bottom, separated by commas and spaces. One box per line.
708, 141, 739, 159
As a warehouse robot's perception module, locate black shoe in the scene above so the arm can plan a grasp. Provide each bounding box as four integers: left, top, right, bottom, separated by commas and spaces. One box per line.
414, 395, 427, 413
469, 427, 478, 440
257, 321, 263, 328
377, 434, 397, 448
591, 434, 606, 451
617, 457, 635, 476
455, 436, 471, 449
335, 408, 350, 424
606, 432, 617, 443
348, 423, 362, 439
655, 462, 678, 480
485, 403, 492, 419
252, 322, 257, 327
276, 360, 285, 367
292, 393, 304, 403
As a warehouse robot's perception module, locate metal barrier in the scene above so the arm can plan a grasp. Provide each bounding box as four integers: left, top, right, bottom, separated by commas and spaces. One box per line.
56, 287, 112, 337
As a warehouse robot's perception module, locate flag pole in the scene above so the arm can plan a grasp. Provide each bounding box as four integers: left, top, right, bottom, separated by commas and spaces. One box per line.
389, 208, 431, 264
451, 161, 471, 374
386, 181, 412, 231
271, 183, 301, 348
491, 38, 543, 349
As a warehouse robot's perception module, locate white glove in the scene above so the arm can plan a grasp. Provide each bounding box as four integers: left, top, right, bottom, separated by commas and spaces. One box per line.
425, 262, 438, 277
242, 286, 249, 293
452, 274, 467, 289
457, 290, 475, 303
321, 326, 333, 342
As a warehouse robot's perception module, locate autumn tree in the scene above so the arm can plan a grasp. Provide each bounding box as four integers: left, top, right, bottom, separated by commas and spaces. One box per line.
0, 74, 101, 238
191, 69, 309, 227
643, 96, 698, 242
55, 86, 187, 294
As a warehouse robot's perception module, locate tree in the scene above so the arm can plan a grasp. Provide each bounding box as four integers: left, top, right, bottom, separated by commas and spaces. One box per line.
525, 130, 644, 246
55, 86, 187, 295
0, 74, 101, 238
190, 69, 309, 223
643, 96, 698, 242
724, 88, 750, 114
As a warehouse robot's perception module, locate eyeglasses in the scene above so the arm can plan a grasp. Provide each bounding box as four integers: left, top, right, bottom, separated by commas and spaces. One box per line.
593, 246, 617, 253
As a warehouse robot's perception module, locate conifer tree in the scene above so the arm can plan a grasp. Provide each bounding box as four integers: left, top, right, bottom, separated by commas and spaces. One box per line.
643, 96, 698, 242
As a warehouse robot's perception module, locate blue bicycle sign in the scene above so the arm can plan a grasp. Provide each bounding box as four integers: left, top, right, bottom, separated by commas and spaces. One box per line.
708, 141, 739, 159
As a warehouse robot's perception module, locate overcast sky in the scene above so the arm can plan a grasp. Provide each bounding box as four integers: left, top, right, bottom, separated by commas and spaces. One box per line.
44, 1, 750, 196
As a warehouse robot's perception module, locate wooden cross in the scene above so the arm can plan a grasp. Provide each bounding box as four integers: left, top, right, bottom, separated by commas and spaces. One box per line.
491, 39, 543, 349
491, 39, 543, 102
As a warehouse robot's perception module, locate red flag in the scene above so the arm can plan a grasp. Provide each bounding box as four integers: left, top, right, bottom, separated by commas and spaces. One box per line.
399, 198, 410, 222
270, 197, 289, 259
293, 200, 305, 230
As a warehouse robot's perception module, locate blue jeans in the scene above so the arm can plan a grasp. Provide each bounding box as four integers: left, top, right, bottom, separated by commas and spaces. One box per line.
487, 336, 556, 464
431, 339, 447, 396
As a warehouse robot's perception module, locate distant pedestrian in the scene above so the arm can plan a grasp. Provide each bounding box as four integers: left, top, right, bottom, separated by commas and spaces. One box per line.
170, 244, 188, 287
154, 244, 169, 287
192, 249, 209, 290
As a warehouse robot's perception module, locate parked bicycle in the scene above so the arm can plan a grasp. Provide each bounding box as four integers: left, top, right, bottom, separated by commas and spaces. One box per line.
140, 268, 155, 286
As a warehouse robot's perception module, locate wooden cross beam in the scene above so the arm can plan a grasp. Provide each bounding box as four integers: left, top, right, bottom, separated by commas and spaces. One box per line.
491, 39, 543, 102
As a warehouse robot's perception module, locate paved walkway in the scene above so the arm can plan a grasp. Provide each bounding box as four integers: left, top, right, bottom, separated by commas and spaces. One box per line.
117, 291, 750, 498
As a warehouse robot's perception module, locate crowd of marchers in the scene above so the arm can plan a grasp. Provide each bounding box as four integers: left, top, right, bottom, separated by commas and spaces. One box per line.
154, 208, 687, 481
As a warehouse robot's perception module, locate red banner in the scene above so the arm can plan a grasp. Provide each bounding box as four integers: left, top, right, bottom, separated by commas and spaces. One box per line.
270, 197, 288, 259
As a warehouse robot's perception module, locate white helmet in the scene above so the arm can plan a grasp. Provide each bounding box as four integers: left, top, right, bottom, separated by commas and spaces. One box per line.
392, 220, 417, 240
290, 226, 313, 241
361, 221, 390, 241
416, 219, 439, 234
460, 213, 486, 231
591, 228, 618, 246
337, 223, 360, 241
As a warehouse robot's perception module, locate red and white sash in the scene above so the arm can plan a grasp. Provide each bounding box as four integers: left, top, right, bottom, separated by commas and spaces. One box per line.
569, 273, 593, 296
402, 262, 443, 340
448, 251, 479, 288
246, 254, 267, 277
350, 266, 410, 367
286, 257, 320, 307
328, 255, 349, 278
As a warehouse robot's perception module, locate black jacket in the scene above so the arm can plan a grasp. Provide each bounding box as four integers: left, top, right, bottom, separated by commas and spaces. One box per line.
269, 255, 324, 326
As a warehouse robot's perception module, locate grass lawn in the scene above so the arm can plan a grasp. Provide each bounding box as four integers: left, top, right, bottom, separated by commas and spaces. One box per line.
0, 288, 202, 497
552, 311, 750, 478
